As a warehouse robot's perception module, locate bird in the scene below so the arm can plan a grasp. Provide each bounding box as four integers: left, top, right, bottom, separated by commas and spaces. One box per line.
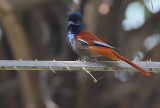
67, 12, 150, 76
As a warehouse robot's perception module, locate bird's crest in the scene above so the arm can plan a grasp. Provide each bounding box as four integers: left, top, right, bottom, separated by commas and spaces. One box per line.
68, 12, 82, 22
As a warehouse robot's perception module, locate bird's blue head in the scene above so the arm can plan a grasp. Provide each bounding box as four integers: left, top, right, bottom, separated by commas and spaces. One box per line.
67, 12, 84, 34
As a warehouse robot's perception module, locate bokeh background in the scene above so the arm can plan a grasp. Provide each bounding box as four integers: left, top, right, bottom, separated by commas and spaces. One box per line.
0, 0, 160, 108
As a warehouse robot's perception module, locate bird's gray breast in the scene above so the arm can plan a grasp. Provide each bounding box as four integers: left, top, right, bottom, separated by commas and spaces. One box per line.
67, 31, 91, 57
67, 31, 76, 47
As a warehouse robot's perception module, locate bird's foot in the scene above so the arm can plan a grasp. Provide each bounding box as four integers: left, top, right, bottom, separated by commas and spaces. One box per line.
80, 57, 98, 63
81, 57, 89, 63
91, 58, 99, 62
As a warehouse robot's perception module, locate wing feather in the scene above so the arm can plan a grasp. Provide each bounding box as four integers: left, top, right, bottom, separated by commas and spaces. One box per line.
93, 41, 114, 49
76, 30, 115, 49
77, 39, 89, 45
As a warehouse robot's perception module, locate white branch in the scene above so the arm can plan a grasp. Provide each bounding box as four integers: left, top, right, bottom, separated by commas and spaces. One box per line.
0, 60, 159, 73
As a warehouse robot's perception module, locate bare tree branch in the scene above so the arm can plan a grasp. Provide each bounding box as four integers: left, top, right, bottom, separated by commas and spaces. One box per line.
0, 60, 159, 73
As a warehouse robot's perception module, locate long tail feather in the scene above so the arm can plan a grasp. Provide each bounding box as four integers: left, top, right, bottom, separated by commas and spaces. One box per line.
113, 52, 150, 76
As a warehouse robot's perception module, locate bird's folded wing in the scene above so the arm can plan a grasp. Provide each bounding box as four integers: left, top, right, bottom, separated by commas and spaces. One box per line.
76, 30, 115, 49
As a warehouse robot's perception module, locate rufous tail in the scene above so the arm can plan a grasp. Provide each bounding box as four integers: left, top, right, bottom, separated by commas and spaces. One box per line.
113, 52, 150, 76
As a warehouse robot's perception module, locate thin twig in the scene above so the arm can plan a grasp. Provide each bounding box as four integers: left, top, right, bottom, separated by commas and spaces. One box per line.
82, 67, 97, 83
150, 0, 153, 10
49, 67, 56, 73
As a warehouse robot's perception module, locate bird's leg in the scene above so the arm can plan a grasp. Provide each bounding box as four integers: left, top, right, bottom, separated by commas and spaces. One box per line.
81, 57, 99, 63
91, 57, 99, 62
80, 56, 93, 63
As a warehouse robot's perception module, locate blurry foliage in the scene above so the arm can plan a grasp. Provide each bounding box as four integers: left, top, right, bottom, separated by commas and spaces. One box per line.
144, 6, 152, 20
0, 0, 160, 108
